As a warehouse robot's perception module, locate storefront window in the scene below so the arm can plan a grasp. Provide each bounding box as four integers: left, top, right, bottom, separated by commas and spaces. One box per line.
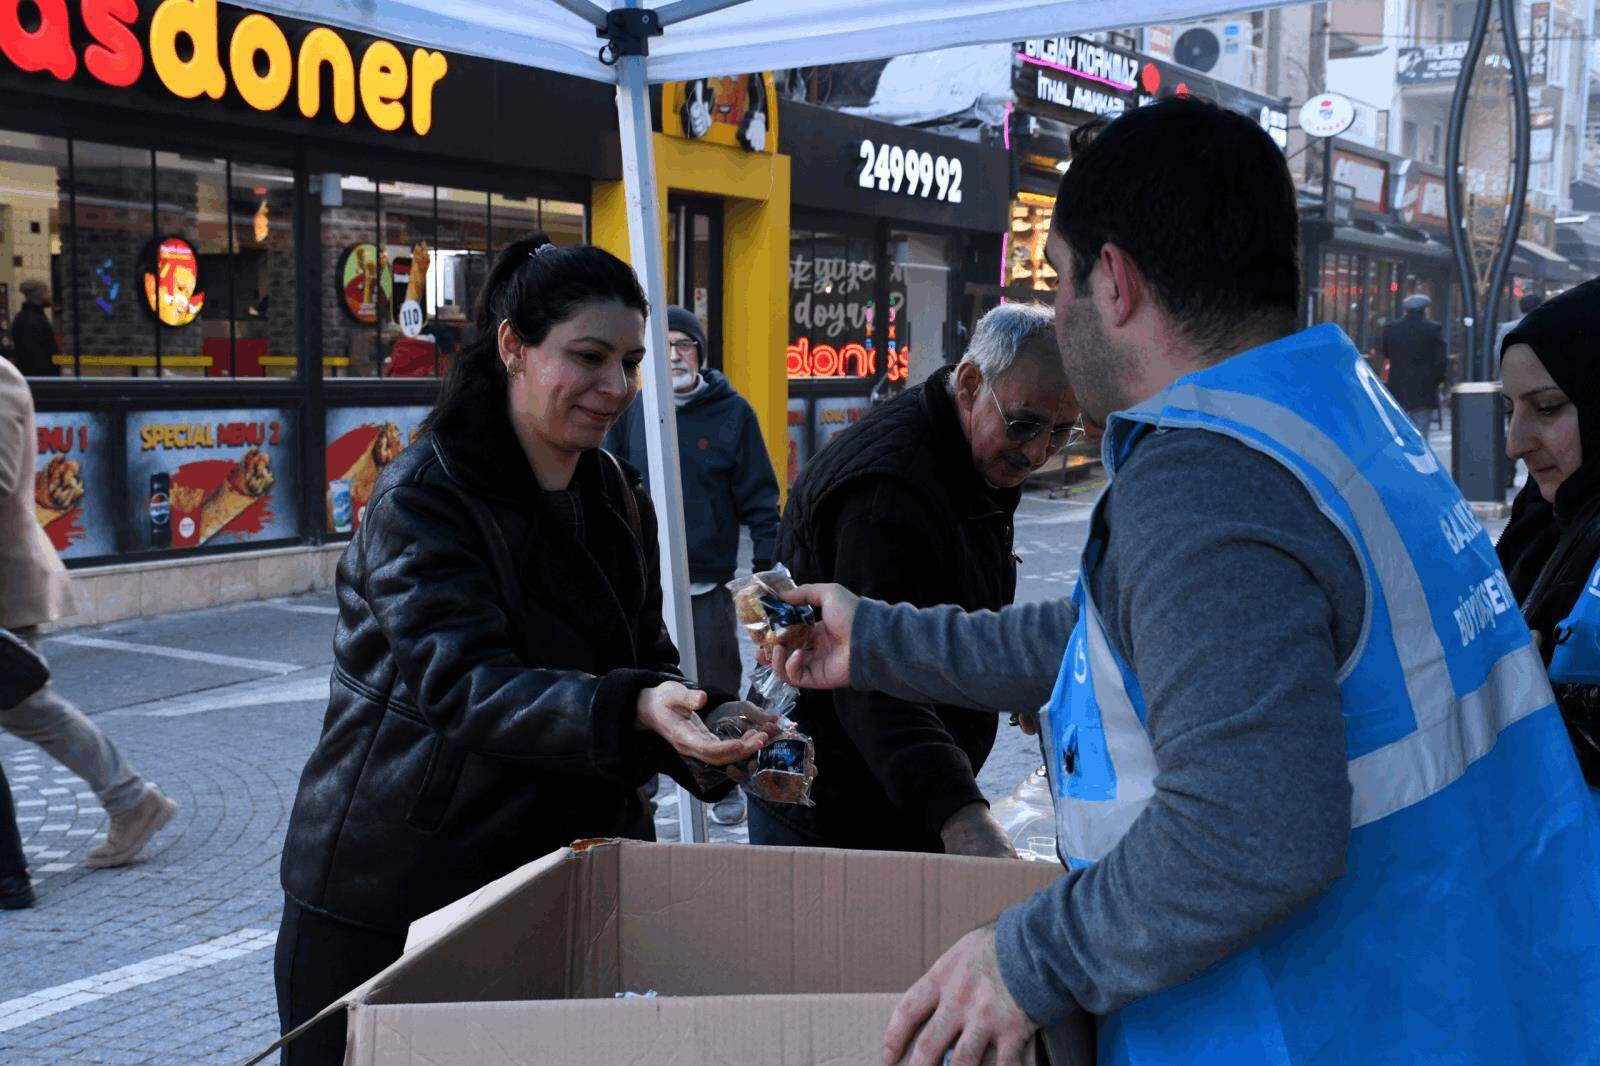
1008, 196, 1057, 293
321, 174, 382, 377
154, 151, 227, 378
71, 140, 157, 378
0, 130, 70, 377
789, 228, 881, 382
380, 181, 439, 378
1319, 251, 1368, 347
230, 162, 296, 378
434, 186, 488, 343
540, 198, 586, 246
890, 231, 950, 388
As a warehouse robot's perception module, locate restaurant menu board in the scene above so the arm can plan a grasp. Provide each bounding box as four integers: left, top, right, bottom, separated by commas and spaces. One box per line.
125, 409, 300, 551
786, 398, 810, 490
324, 406, 430, 533
813, 396, 872, 452
33, 412, 116, 559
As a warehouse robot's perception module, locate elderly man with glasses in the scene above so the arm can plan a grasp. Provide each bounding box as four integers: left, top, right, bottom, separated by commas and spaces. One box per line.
749, 302, 1079, 856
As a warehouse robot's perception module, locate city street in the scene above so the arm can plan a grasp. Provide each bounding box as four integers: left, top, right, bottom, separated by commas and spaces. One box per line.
0, 484, 1098, 1064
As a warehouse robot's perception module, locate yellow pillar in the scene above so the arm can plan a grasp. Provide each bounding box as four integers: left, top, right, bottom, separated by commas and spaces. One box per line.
592, 134, 791, 499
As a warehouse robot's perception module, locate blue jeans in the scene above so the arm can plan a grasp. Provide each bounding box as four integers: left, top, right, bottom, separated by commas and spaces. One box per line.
746, 796, 823, 847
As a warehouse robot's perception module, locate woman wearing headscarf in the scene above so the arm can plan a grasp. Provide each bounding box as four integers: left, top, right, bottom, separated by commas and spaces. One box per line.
1494, 277, 1600, 791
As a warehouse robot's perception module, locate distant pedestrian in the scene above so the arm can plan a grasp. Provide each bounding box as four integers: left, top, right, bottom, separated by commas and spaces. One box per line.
1495, 292, 1545, 354
1381, 293, 1447, 430
605, 306, 781, 826
0, 356, 177, 871
9, 280, 59, 378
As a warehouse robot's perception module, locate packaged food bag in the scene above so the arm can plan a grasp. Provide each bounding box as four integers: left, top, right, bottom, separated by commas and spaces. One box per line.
728, 564, 817, 650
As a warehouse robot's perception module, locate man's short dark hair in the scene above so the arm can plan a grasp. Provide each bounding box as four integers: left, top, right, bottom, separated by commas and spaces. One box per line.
1519, 293, 1544, 314
1053, 97, 1301, 351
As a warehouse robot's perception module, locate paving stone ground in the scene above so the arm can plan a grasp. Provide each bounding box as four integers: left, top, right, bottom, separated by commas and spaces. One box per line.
0, 489, 1092, 1063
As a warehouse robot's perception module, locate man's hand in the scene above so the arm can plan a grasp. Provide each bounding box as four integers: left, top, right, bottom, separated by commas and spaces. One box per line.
940, 802, 1016, 859
883, 923, 1038, 1066
636, 682, 766, 766
770, 583, 858, 689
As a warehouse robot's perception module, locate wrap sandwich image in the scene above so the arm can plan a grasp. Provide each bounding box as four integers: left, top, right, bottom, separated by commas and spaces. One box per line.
338, 422, 403, 516
34, 456, 85, 527
198, 448, 274, 543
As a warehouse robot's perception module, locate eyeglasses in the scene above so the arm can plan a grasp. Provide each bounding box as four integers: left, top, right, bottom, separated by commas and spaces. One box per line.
987, 385, 1086, 453
669, 339, 701, 355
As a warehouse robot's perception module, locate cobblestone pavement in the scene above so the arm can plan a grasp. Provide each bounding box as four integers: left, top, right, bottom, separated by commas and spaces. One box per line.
0, 466, 1510, 1063
0, 488, 1092, 1063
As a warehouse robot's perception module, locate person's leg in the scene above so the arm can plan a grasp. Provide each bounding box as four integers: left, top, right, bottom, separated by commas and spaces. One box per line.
276, 896, 406, 1066
746, 798, 827, 847
690, 588, 744, 696
0, 761, 33, 909
1, 629, 147, 815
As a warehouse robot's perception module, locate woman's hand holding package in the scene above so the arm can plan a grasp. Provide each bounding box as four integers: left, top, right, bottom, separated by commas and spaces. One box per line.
635, 681, 769, 766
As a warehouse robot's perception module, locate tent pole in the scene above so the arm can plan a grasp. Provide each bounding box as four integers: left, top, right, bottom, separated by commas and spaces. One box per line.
614, 27, 709, 845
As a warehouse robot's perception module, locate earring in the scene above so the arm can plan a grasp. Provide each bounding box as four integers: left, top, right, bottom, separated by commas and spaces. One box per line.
507, 359, 523, 379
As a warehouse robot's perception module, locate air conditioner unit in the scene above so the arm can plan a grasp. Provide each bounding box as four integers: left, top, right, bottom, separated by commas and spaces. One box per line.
1170, 19, 1256, 87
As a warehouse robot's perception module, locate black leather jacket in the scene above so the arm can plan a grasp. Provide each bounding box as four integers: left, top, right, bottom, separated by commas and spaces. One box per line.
281, 405, 720, 932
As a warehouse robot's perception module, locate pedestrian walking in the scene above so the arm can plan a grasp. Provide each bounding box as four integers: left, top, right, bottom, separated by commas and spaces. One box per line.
274, 235, 774, 1065
1380, 292, 1447, 430
0, 628, 51, 909
1494, 291, 1544, 354
752, 303, 1077, 858
772, 99, 1599, 1066
0, 355, 177, 872
1495, 276, 1600, 797
605, 306, 780, 826
7, 280, 58, 378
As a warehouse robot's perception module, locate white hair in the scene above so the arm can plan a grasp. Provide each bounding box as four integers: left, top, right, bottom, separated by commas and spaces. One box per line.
954, 302, 1058, 383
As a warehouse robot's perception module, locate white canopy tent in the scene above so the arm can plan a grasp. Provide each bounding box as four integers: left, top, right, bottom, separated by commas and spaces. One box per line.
248, 0, 1300, 839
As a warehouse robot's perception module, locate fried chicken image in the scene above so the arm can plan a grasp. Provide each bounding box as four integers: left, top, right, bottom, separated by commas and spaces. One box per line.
34, 456, 85, 525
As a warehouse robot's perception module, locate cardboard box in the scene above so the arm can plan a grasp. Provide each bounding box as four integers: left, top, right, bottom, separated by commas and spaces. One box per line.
271, 840, 1092, 1065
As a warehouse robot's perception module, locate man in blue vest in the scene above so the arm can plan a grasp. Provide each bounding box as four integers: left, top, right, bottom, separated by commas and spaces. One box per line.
771, 97, 1600, 1065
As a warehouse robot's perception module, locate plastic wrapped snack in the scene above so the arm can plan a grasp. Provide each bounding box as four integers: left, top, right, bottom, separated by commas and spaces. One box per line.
738, 667, 816, 807
728, 564, 817, 650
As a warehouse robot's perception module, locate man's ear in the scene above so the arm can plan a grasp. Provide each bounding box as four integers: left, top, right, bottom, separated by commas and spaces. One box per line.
953, 361, 983, 409
1099, 242, 1146, 329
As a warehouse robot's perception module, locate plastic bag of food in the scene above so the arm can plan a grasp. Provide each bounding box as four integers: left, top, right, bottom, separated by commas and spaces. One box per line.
728, 564, 817, 650
737, 667, 816, 807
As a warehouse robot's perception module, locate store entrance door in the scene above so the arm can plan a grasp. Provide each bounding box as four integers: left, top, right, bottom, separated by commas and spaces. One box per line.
666, 195, 723, 370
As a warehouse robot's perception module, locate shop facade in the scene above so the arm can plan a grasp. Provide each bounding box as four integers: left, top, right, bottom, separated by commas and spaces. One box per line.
778, 103, 1010, 488
1, 0, 620, 593
1006, 33, 1292, 299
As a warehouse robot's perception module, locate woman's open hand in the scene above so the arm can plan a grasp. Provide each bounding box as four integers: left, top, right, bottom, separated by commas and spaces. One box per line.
635, 681, 768, 767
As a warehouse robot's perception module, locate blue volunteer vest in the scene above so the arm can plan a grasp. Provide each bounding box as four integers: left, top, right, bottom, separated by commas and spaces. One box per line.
1039, 324, 1600, 1064
1549, 555, 1600, 686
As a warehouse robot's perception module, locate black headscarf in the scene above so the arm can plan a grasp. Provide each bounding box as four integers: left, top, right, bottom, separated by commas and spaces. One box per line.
1493, 276, 1600, 646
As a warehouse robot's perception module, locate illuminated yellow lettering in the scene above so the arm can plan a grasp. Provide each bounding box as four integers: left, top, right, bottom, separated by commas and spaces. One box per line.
229, 13, 291, 112
297, 26, 355, 123
358, 40, 407, 131
409, 48, 448, 136
149, 0, 226, 101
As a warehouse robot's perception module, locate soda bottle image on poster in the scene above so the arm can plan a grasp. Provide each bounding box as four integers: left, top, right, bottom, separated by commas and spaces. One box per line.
33, 412, 116, 559
323, 406, 429, 532
126, 410, 300, 550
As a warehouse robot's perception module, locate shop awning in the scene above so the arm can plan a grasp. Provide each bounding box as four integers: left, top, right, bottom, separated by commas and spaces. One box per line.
237, 0, 1315, 842
1513, 238, 1586, 283
1323, 224, 1457, 267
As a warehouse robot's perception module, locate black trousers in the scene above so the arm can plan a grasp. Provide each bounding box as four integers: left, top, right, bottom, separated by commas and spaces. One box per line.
274, 896, 406, 1065
690, 586, 743, 695
0, 760, 25, 878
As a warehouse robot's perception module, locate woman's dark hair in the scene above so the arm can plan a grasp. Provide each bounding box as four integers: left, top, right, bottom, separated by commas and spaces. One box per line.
422, 232, 649, 434
1053, 97, 1301, 353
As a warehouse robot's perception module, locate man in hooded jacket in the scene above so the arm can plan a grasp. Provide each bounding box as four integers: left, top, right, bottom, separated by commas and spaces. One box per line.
605, 306, 780, 825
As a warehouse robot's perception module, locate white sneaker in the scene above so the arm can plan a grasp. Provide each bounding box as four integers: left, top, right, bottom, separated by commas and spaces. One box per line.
86, 790, 177, 869
709, 790, 747, 826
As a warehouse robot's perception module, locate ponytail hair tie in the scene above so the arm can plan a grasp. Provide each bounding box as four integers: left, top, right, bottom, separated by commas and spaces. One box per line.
531, 243, 558, 259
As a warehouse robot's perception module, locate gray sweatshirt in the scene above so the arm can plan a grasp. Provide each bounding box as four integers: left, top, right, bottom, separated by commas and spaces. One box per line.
850, 427, 1364, 1026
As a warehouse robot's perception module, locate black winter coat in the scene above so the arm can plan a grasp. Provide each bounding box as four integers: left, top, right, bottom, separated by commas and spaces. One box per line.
10, 304, 58, 379
1381, 312, 1446, 411
280, 404, 727, 933
767, 368, 1020, 852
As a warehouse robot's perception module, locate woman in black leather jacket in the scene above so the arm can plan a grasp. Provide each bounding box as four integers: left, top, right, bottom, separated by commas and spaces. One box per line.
274, 235, 772, 1063
1495, 278, 1600, 793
